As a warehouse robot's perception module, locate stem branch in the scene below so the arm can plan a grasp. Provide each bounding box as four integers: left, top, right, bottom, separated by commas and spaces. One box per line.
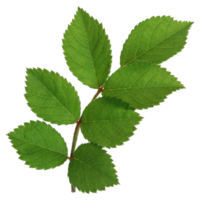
69, 86, 104, 192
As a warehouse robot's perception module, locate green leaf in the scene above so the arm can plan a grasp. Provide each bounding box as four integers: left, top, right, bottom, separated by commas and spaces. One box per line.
120, 16, 193, 67
25, 68, 80, 125
7, 121, 68, 170
81, 97, 142, 148
68, 143, 119, 193
62, 7, 112, 88
102, 63, 184, 109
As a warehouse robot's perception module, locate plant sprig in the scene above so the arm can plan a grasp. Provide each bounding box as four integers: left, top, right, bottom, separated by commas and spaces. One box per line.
7, 7, 193, 194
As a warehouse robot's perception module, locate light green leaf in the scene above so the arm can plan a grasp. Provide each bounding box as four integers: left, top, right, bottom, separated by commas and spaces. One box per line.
25, 68, 80, 125
68, 143, 119, 193
81, 97, 142, 148
7, 121, 68, 170
120, 16, 193, 67
102, 63, 184, 109
62, 7, 112, 88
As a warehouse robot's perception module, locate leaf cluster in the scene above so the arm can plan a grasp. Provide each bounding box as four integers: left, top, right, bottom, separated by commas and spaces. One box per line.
7, 7, 193, 194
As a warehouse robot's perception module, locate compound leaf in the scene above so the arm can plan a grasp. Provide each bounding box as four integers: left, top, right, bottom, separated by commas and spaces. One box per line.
68, 143, 119, 193
25, 68, 80, 125
81, 97, 142, 148
7, 121, 68, 170
103, 63, 184, 109
120, 16, 193, 67
62, 7, 112, 88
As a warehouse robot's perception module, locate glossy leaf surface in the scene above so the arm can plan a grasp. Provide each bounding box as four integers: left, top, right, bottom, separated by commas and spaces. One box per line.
68, 143, 119, 193
81, 97, 142, 148
8, 121, 68, 170
103, 63, 184, 109
25, 68, 80, 125
63, 7, 112, 88
120, 16, 193, 67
